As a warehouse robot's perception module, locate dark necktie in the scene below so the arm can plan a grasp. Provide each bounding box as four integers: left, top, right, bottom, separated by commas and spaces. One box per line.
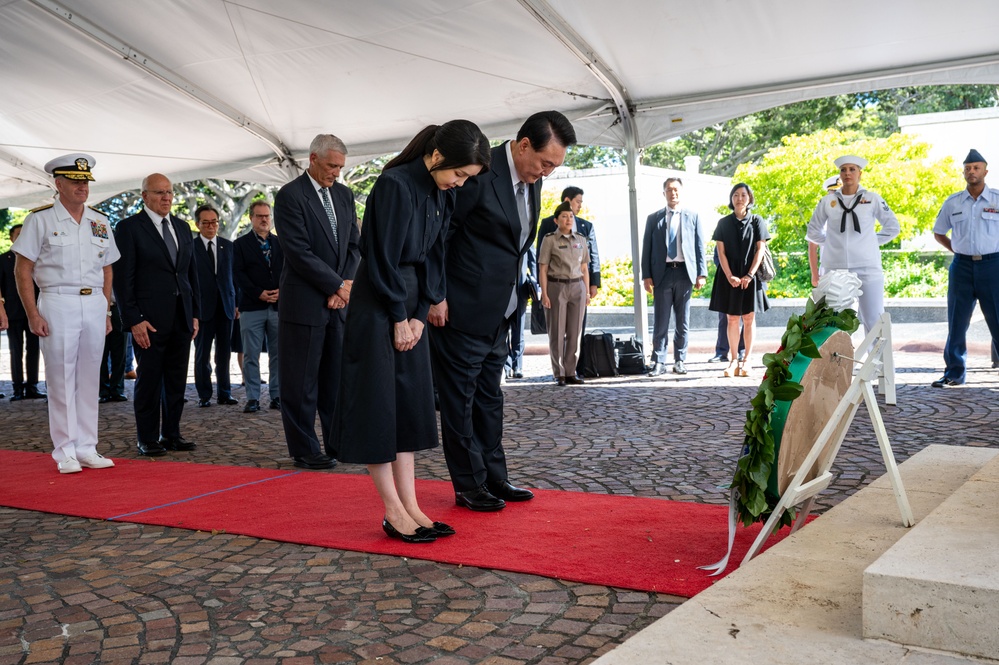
161, 217, 178, 265
666, 211, 678, 259
515, 182, 529, 230
836, 192, 863, 233
320, 187, 339, 243
207, 240, 215, 274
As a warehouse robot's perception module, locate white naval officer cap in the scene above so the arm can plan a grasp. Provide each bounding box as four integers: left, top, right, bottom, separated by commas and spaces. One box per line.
834, 154, 867, 169
823, 175, 840, 190
44, 153, 97, 181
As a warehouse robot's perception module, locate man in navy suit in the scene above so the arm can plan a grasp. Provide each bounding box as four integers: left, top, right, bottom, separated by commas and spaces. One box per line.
1, 224, 45, 400
191, 204, 237, 407
274, 134, 360, 470
641, 177, 707, 376
429, 111, 576, 511
233, 200, 283, 414
113, 173, 201, 456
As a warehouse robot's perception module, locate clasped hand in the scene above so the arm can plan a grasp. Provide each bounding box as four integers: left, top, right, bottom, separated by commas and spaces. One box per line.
393, 319, 424, 352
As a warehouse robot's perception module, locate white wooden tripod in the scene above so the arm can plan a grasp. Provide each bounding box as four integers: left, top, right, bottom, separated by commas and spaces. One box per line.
740, 312, 913, 565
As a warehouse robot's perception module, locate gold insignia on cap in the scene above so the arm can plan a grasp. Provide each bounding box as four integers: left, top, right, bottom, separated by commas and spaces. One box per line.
75, 157, 89, 171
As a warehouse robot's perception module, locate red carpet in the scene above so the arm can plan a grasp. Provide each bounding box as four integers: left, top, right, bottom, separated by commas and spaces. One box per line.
0, 450, 801, 597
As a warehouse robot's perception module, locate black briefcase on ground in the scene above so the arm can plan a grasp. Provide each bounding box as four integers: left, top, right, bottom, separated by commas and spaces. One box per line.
579, 330, 618, 378
615, 336, 646, 375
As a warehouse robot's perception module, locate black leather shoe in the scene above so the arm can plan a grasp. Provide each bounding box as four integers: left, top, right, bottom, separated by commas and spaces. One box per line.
111, 394, 128, 402
430, 521, 456, 537
673, 361, 687, 375
647, 362, 666, 377
513, 371, 524, 379
565, 376, 585, 385
293, 454, 336, 470
99, 396, 111, 404
137, 440, 167, 456
708, 354, 728, 363
455, 486, 506, 511
218, 396, 238, 405
382, 519, 436, 543
931, 376, 963, 388
160, 436, 197, 451
243, 400, 260, 413
488, 480, 534, 502
197, 399, 212, 408
556, 377, 566, 386
9, 393, 25, 402
25, 387, 46, 399
269, 398, 281, 410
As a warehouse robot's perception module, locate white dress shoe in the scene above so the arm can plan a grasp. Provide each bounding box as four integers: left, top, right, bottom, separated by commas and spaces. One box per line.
79, 454, 115, 469
58, 458, 82, 474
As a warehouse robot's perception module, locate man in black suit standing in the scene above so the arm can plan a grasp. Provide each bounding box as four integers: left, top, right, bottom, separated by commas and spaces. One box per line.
191, 204, 237, 408
1, 224, 45, 401
113, 173, 201, 456
429, 111, 576, 511
233, 200, 283, 414
274, 134, 360, 470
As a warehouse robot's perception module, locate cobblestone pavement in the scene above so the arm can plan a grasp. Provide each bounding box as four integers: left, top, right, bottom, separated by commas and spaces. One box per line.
2, 344, 998, 664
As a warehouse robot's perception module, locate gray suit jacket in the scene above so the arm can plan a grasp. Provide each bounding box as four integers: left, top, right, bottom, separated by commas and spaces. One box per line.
640, 207, 706, 286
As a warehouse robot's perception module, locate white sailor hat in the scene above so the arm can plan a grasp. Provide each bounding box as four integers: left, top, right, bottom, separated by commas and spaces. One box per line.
823, 175, 841, 190
834, 154, 867, 169
44, 153, 96, 181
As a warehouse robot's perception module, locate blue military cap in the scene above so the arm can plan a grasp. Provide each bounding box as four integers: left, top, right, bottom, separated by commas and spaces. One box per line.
963, 149, 987, 164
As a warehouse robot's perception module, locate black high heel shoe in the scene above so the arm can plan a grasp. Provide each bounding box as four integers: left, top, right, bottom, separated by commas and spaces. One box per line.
382, 518, 436, 543
430, 521, 455, 537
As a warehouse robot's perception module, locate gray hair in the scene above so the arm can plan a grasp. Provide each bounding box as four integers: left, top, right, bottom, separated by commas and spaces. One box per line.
309, 134, 348, 157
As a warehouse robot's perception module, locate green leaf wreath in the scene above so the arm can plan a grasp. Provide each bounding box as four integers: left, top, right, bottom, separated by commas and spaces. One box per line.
731, 296, 860, 527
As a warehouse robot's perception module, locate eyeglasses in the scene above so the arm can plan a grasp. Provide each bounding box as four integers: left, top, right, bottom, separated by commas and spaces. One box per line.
145, 190, 173, 197
199, 221, 219, 227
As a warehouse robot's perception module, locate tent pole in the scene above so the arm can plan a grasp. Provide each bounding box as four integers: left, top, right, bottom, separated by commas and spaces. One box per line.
624, 129, 647, 351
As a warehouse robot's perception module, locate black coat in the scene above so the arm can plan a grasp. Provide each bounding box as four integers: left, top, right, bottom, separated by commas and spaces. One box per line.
0, 249, 32, 321
192, 235, 236, 321
232, 231, 283, 312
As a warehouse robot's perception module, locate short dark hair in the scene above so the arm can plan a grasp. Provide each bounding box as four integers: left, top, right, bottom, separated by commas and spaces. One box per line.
194, 204, 220, 224
516, 111, 577, 151
248, 200, 271, 216
727, 182, 755, 210
8, 223, 23, 238
561, 186, 583, 202
664, 177, 683, 189
553, 201, 574, 218
384, 119, 490, 173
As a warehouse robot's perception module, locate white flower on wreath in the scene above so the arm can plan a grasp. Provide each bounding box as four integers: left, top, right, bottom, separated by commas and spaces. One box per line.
812, 270, 863, 311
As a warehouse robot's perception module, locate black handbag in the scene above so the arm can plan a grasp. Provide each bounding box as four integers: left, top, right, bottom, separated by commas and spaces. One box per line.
757, 242, 776, 282
615, 336, 646, 374
530, 298, 547, 335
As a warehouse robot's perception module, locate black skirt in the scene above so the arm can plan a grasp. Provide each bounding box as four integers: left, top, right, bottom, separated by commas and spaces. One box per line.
709, 275, 769, 316
335, 262, 439, 464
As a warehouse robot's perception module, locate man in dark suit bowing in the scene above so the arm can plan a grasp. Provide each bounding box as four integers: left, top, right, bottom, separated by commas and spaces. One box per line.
113, 173, 201, 456
191, 204, 237, 408
274, 134, 361, 470
429, 111, 576, 511
641, 177, 707, 377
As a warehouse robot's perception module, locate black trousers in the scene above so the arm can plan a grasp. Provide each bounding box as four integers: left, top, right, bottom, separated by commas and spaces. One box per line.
100, 304, 125, 398
132, 301, 192, 443
5, 319, 40, 392
193, 300, 233, 401
430, 319, 510, 493
278, 315, 345, 460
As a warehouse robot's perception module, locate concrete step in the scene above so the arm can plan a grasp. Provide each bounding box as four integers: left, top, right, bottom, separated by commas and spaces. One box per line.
591, 444, 999, 665
863, 454, 999, 659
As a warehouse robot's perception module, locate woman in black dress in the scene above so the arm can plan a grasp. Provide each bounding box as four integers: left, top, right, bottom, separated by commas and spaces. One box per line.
335, 120, 490, 543
708, 183, 770, 378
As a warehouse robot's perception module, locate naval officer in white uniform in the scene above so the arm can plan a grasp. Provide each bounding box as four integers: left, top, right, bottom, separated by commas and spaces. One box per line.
12, 153, 120, 473
806, 154, 900, 333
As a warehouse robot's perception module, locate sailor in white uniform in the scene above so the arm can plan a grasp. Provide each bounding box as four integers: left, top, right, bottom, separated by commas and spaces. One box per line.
12, 153, 120, 473
807, 154, 900, 333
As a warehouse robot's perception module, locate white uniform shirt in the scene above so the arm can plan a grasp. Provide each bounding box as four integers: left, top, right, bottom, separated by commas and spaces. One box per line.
932, 185, 999, 256
806, 189, 900, 271
12, 200, 120, 289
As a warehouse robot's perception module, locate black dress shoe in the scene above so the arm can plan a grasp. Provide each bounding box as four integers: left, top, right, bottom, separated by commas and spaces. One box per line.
513, 371, 524, 379
382, 519, 436, 543
430, 521, 455, 537
25, 387, 46, 399
137, 440, 167, 456
159, 436, 197, 451
9, 394, 25, 402
455, 486, 506, 512
647, 362, 666, 377
269, 398, 281, 410
217, 396, 238, 405
556, 377, 566, 386
197, 399, 212, 408
708, 354, 728, 363
488, 480, 534, 502
293, 454, 336, 470
99, 396, 111, 404
111, 394, 128, 402
565, 376, 585, 385
931, 376, 964, 388
243, 400, 260, 413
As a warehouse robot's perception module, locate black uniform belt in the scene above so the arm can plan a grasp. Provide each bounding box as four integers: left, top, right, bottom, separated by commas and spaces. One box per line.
956, 252, 999, 262
665, 261, 686, 268
548, 276, 583, 283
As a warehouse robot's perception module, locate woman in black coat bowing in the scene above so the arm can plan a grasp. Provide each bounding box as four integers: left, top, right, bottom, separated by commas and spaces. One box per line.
335, 120, 490, 543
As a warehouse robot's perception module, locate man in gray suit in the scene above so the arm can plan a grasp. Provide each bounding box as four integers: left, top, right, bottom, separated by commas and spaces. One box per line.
273, 134, 361, 469
641, 177, 706, 376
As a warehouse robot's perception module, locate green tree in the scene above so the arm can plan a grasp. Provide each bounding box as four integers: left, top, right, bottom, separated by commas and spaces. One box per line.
734, 129, 964, 254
